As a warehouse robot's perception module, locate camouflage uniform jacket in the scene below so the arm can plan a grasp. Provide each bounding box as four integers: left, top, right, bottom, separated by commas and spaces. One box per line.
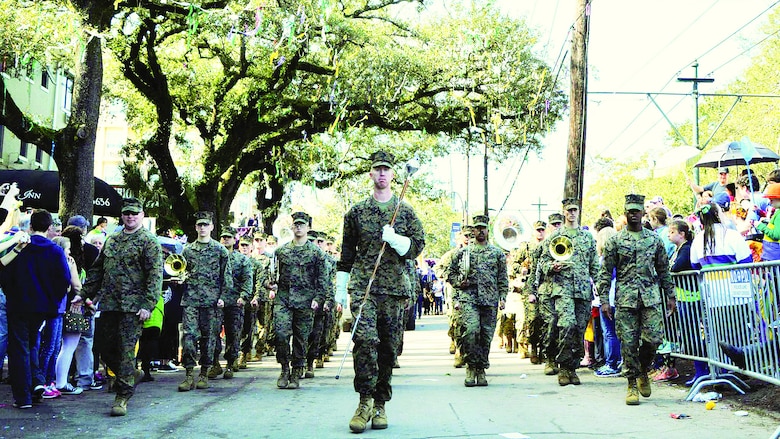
537, 226, 598, 300
322, 252, 337, 307
251, 253, 272, 302
337, 194, 425, 298
181, 239, 232, 307
509, 240, 539, 294
83, 227, 163, 313
275, 240, 333, 309
223, 250, 253, 305
596, 228, 674, 309
448, 243, 508, 306
435, 247, 458, 284
525, 242, 545, 296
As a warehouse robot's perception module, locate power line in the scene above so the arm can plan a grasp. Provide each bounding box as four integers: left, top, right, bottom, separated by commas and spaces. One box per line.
707, 26, 780, 76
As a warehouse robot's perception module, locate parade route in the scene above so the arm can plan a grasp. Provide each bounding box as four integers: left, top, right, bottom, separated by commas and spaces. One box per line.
0, 315, 777, 439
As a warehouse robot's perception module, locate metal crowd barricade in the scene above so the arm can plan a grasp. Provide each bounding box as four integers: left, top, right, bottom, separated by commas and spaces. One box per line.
667, 262, 780, 403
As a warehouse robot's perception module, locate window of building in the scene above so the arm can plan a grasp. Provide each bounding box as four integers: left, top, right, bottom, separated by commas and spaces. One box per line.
35, 146, 44, 163
20, 141, 28, 158
63, 76, 74, 112
0, 126, 4, 156
41, 71, 49, 90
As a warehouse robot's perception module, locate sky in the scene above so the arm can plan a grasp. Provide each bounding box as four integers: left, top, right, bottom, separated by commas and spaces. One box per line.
422, 0, 779, 230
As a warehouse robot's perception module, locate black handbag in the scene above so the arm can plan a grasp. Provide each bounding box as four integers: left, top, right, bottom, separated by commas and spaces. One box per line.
63, 308, 90, 334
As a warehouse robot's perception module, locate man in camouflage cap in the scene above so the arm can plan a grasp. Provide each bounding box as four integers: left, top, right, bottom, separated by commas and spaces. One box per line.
178, 211, 232, 392
435, 226, 471, 367
306, 230, 337, 375
337, 150, 425, 433
597, 194, 676, 405
510, 219, 548, 364
247, 231, 274, 362
270, 211, 332, 389
448, 215, 508, 387
84, 197, 163, 416
536, 198, 598, 386
534, 213, 564, 369
208, 226, 253, 380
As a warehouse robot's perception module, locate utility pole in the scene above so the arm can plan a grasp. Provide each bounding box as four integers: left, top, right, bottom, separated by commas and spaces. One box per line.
563, 0, 590, 210
531, 197, 547, 221
678, 61, 714, 185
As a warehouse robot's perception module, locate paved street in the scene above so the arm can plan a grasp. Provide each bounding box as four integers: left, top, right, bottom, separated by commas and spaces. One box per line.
0, 315, 777, 439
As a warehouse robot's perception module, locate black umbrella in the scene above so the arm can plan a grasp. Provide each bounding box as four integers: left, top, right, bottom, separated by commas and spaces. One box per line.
0, 170, 123, 217
693, 139, 780, 168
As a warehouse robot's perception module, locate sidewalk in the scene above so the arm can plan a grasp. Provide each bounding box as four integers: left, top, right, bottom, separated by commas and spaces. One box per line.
0, 315, 777, 438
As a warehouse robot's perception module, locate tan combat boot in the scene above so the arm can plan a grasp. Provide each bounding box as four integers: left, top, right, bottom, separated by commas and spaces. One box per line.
517, 342, 528, 358
449, 340, 456, 355
371, 400, 388, 430
637, 372, 651, 397
544, 361, 559, 376
453, 350, 465, 368
464, 367, 476, 387
207, 363, 223, 379
569, 369, 581, 385
476, 368, 488, 386
315, 357, 324, 369
558, 368, 571, 386
626, 378, 640, 405
178, 367, 195, 392
304, 362, 315, 379
110, 396, 128, 416
288, 367, 302, 389
223, 366, 234, 379
237, 352, 247, 369
231, 358, 240, 373
277, 364, 290, 389
349, 394, 373, 433
196, 367, 209, 389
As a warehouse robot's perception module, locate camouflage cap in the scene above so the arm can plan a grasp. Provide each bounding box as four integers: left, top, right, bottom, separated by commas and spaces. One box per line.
253, 231, 267, 240
548, 213, 564, 224
239, 236, 253, 245
472, 214, 490, 227
370, 150, 395, 168
307, 230, 318, 241
625, 194, 645, 211
121, 197, 143, 214
562, 198, 580, 210
194, 211, 213, 225
220, 226, 237, 237
533, 220, 547, 230
291, 211, 311, 225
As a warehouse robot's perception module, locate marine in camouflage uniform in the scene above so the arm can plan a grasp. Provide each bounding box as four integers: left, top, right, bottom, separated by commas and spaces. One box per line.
336, 151, 425, 433
596, 194, 676, 405
272, 212, 332, 389
248, 233, 274, 360
323, 236, 342, 361
515, 221, 547, 364
305, 230, 335, 377
448, 215, 508, 388
237, 236, 263, 368
535, 213, 564, 374
178, 211, 232, 392
435, 228, 471, 367
536, 199, 598, 386
84, 197, 163, 416
209, 227, 253, 379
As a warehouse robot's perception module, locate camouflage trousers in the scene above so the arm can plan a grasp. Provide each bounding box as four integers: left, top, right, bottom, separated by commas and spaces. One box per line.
95, 312, 143, 398
273, 304, 314, 368
501, 313, 517, 343
543, 295, 590, 370
213, 305, 245, 365
240, 302, 257, 355
325, 307, 342, 355
255, 301, 275, 355
521, 298, 543, 349
614, 305, 664, 379
306, 307, 327, 363
351, 294, 405, 402
460, 302, 497, 369
181, 306, 218, 368
448, 306, 463, 350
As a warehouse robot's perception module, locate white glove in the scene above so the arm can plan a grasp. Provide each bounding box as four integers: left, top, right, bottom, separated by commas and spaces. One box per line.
382, 225, 411, 256
335, 271, 350, 306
